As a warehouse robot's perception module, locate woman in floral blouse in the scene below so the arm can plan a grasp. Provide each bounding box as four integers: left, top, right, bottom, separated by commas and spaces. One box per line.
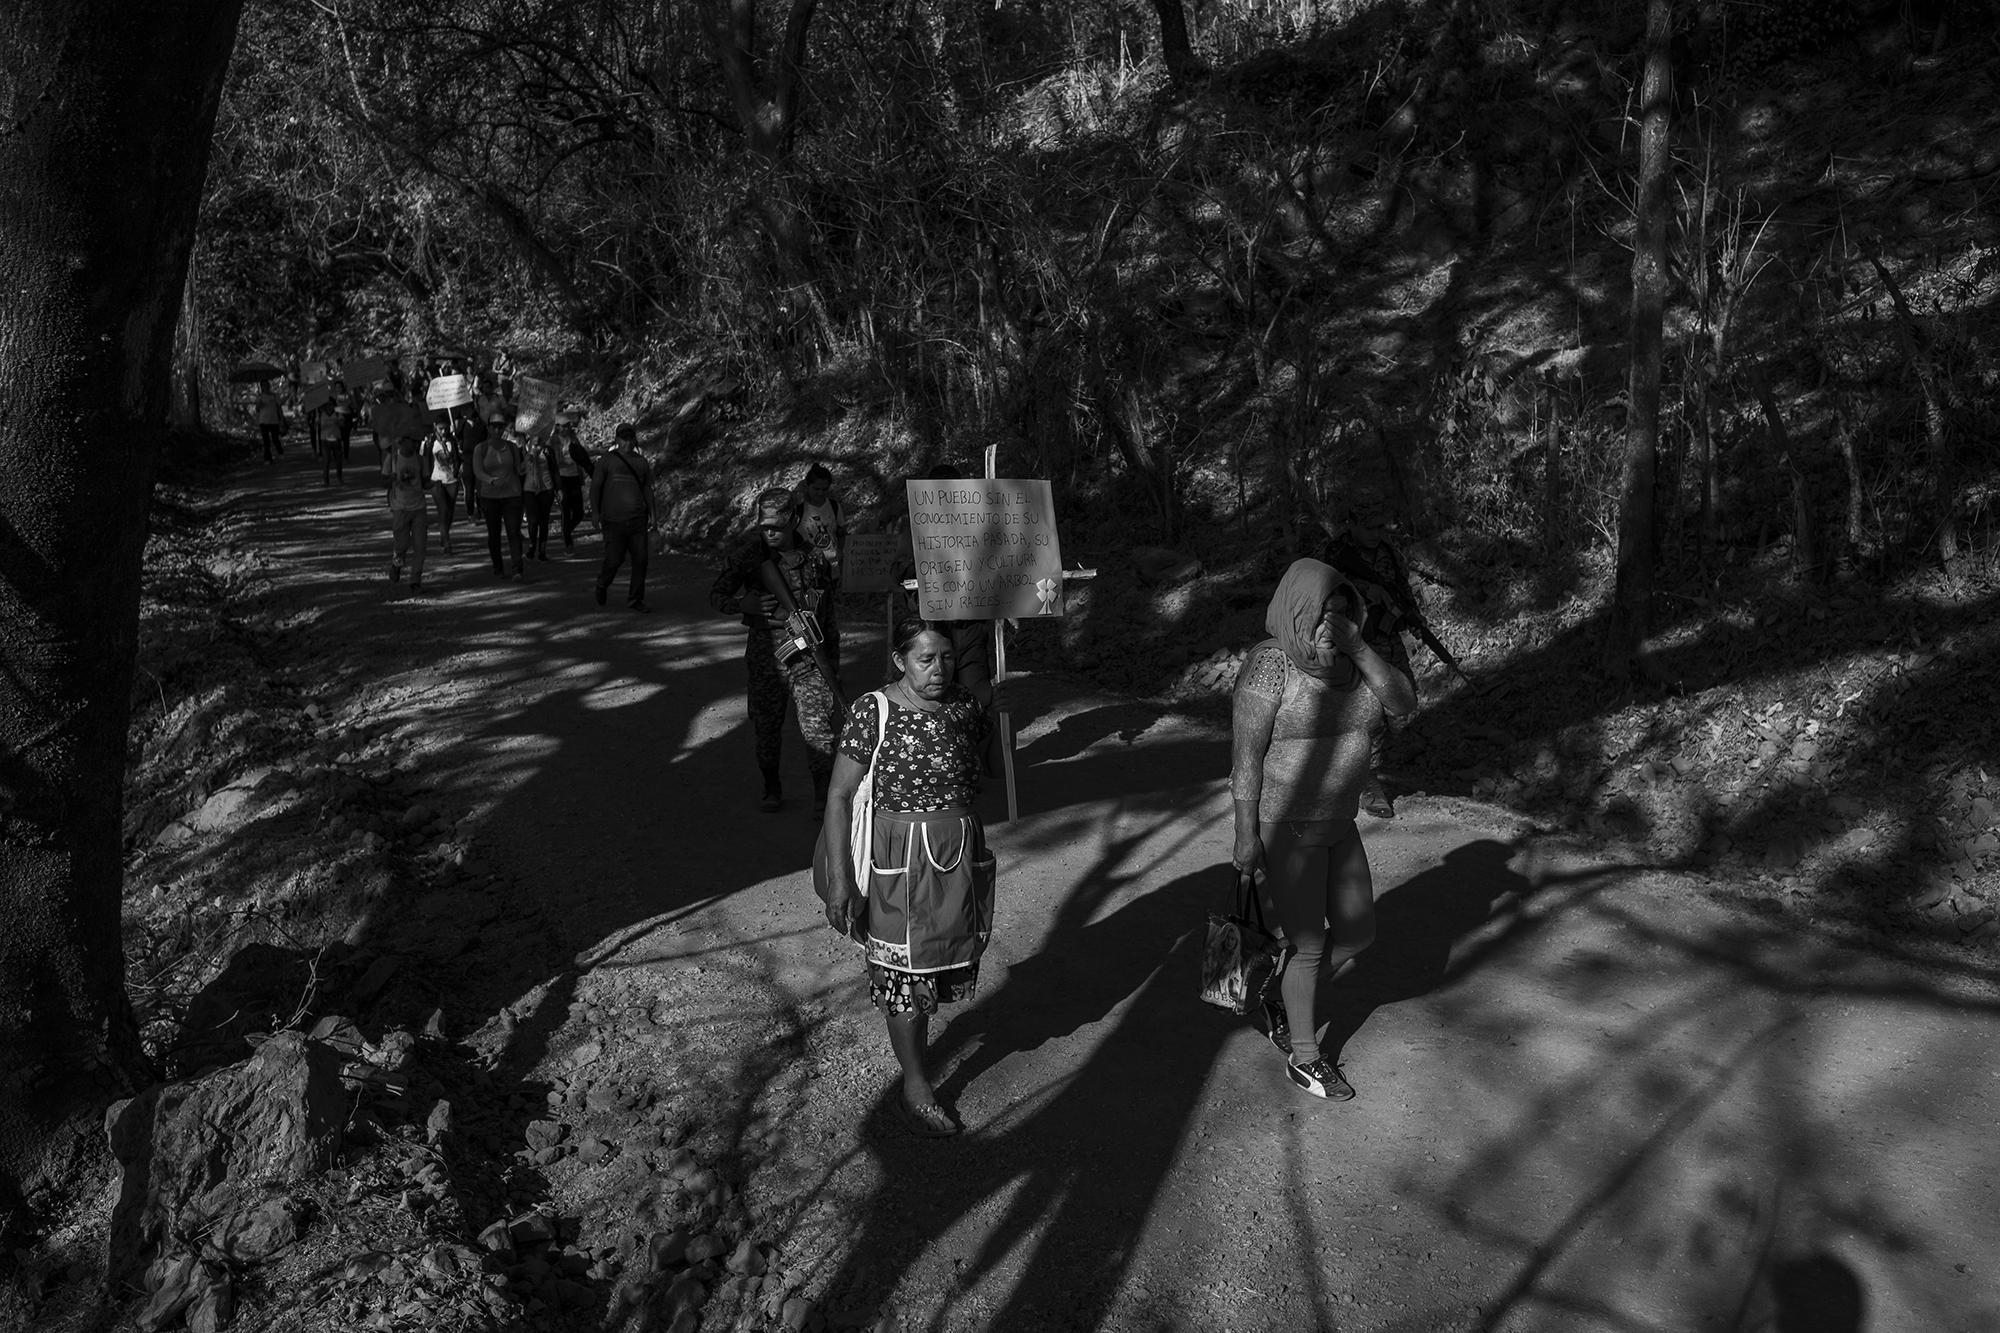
817, 618, 996, 1137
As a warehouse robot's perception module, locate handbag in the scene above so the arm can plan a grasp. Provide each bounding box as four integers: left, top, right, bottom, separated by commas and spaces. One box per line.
848, 690, 889, 893
1198, 869, 1286, 1015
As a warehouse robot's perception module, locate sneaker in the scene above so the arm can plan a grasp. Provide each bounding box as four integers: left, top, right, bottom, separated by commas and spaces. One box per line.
594, 584, 607, 607
1261, 998, 1292, 1055
629, 601, 651, 613
1287, 1056, 1354, 1101
1360, 781, 1395, 819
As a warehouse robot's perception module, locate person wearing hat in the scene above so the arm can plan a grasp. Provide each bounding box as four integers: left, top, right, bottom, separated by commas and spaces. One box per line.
708, 489, 839, 814
473, 406, 527, 579
553, 409, 592, 551
589, 423, 655, 609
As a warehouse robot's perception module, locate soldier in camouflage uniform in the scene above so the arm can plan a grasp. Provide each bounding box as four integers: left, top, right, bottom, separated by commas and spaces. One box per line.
709, 489, 841, 815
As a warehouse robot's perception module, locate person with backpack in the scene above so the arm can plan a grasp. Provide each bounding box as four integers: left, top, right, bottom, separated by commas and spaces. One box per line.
708, 490, 839, 815
473, 410, 527, 580
792, 463, 848, 670
589, 423, 655, 609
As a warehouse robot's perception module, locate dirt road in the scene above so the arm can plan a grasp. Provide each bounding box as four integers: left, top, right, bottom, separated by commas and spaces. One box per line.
229, 454, 2000, 1332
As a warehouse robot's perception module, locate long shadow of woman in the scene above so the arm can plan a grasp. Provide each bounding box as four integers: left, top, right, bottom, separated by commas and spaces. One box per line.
813, 861, 1239, 1331
1318, 838, 1533, 1061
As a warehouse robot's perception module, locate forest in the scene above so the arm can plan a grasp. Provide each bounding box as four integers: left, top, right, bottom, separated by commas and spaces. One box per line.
3, 0, 1999, 1330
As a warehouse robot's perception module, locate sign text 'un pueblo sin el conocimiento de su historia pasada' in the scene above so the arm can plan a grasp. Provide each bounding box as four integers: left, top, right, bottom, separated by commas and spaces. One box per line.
906, 479, 1065, 620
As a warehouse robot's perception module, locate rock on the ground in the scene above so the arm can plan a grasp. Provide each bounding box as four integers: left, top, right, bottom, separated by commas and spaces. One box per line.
109, 1031, 345, 1289
1130, 545, 1202, 585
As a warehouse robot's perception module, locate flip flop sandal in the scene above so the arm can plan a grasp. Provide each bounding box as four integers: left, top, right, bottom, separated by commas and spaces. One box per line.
900, 1098, 960, 1138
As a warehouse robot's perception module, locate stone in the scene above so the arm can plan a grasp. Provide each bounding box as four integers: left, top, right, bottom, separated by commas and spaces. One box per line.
577, 1136, 612, 1165
184, 768, 287, 834
202, 1195, 300, 1262
478, 1221, 516, 1257
725, 1239, 767, 1276
683, 1233, 726, 1265
1129, 546, 1202, 585
569, 1041, 603, 1069
525, 1120, 570, 1151
782, 1296, 816, 1331
109, 1032, 344, 1288
352, 955, 402, 1004
136, 1254, 201, 1332
585, 1082, 620, 1114
509, 1212, 557, 1245
184, 1268, 234, 1333
423, 1244, 470, 1281
647, 1228, 689, 1271
426, 1099, 454, 1144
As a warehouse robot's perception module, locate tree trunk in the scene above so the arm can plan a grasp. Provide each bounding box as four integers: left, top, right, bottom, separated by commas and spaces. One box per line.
1606, 0, 1672, 672
1150, 0, 1203, 79
0, 0, 243, 1244
169, 284, 205, 433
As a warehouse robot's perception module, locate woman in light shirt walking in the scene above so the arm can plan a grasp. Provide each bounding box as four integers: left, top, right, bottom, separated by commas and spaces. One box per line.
1229, 558, 1416, 1100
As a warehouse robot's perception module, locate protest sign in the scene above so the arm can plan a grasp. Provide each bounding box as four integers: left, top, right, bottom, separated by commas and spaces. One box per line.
425, 373, 473, 411
843, 533, 907, 593
301, 361, 328, 384
346, 354, 389, 386
513, 376, 559, 435
300, 383, 333, 412
905, 479, 1064, 620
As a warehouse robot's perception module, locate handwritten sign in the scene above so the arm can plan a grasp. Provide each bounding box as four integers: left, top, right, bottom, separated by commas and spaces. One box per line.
513, 376, 558, 435
425, 373, 473, 411
843, 533, 907, 593
300, 383, 333, 412
301, 361, 329, 384
906, 479, 1064, 619
345, 354, 389, 386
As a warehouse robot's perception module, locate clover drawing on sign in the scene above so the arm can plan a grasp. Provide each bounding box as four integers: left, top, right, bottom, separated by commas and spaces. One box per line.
1035, 577, 1059, 614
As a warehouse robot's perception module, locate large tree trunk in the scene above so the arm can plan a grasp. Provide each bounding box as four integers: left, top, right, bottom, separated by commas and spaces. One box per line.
1606, 0, 1672, 672
0, 0, 243, 1244
1150, 0, 1202, 79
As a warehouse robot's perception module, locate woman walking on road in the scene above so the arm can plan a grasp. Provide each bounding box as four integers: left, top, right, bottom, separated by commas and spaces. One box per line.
474, 413, 527, 579
427, 423, 461, 552
1230, 558, 1415, 1100
554, 412, 592, 551
817, 618, 998, 1137
382, 433, 430, 592
522, 430, 559, 560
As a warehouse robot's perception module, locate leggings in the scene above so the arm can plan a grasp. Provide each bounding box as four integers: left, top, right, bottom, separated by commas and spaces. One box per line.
558, 476, 586, 545
525, 489, 555, 555
432, 481, 458, 534
1259, 820, 1375, 1066
481, 495, 525, 573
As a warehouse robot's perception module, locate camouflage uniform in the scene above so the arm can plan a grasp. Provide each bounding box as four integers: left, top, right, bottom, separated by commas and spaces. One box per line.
711, 539, 839, 784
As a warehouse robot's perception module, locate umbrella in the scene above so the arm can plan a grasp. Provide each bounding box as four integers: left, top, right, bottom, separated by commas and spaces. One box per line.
229, 360, 285, 385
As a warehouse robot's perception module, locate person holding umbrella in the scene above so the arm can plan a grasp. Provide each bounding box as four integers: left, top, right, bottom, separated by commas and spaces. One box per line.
233, 360, 287, 461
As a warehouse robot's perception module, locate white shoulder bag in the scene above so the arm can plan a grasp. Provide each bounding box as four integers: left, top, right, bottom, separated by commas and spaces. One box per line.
849, 690, 890, 894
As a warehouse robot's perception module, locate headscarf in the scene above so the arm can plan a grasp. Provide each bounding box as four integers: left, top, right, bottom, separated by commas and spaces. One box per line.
1264, 558, 1356, 678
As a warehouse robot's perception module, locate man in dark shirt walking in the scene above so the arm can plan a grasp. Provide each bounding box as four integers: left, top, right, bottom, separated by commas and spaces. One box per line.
590, 423, 655, 610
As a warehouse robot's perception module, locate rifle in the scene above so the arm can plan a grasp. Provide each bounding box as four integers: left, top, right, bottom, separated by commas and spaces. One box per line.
1328, 535, 1480, 692
758, 556, 845, 713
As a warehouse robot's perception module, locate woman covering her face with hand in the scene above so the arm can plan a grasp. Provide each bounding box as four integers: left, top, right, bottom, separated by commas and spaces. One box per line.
816, 617, 998, 1137
1230, 558, 1417, 1101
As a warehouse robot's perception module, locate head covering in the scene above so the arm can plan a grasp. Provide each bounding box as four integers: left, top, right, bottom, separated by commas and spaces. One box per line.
753, 487, 796, 530
1264, 558, 1356, 678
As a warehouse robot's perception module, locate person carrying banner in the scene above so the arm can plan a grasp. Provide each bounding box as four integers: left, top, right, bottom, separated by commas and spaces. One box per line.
1229, 558, 1415, 1101
708, 489, 839, 816
590, 423, 654, 609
